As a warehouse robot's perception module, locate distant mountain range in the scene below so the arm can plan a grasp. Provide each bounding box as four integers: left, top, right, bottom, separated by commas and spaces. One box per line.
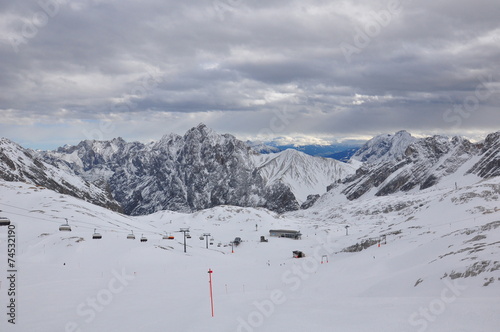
0, 125, 498, 216
246, 141, 362, 161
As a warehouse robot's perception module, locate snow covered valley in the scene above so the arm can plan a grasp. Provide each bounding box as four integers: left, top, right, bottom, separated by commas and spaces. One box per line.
0, 177, 499, 332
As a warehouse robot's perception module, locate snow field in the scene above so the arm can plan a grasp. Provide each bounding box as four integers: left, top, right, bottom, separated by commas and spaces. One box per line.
0, 180, 499, 331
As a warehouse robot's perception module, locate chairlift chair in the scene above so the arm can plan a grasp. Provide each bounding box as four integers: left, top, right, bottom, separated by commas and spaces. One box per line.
0, 217, 11, 226
92, 228, 102, 239
127, 230, 135, 240
209, 237, 214, 245
59, 219, 72, 232
186, 232, 191, 239
140, 234, 148, 242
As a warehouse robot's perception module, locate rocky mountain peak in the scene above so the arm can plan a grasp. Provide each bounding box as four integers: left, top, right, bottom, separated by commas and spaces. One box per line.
183, 123, 227, 144
36, 125, 306, 215
352, 130, 417, 164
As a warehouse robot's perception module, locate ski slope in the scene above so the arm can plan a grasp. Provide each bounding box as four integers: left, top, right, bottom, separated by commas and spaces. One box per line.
0, 179, 499, 332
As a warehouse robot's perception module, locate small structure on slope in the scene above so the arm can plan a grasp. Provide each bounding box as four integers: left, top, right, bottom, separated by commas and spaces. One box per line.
293, 250, 305, 258
269, 229, 301, 240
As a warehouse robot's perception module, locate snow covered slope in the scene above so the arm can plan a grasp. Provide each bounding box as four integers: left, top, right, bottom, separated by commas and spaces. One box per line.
253, 149, 356, 203
0, 174, 498, 332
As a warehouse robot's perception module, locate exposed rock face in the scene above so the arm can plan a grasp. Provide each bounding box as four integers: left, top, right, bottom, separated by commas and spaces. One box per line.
300, 194, 321, 209
466, 131, 500, 178
0, 138, 122, 212
41, 124, 303, 215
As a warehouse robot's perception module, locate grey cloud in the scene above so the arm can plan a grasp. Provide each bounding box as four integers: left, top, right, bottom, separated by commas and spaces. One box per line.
0, 0, 499, 148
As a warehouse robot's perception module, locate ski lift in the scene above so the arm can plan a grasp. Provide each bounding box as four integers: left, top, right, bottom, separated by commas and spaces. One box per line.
127, 230, 135, 240
140, 234, 148, 242
0, 217, 11, 226
92, 228, 102, 239
186, 232, 191, 239
209, 237, 214, 245
163, 233, 174, 240
59, 219, 72, 232
199, 235, 204, 240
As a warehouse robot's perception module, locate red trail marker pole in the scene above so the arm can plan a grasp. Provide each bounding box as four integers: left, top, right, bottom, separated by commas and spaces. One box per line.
208, 269, 214, 317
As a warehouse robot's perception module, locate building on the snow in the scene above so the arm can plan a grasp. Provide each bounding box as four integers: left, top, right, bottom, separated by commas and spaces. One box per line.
269, 229, 302, 239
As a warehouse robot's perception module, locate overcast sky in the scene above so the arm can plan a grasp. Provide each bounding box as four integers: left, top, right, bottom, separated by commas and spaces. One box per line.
1, 0, 499, 149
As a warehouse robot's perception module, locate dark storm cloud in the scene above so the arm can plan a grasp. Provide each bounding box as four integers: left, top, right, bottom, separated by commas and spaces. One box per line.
0, 0, 499, 148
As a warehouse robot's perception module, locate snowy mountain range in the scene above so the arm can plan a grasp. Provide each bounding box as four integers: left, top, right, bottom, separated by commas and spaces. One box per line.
1, 126, 498, 217
332, 130, 500, 201
34, 124, 354, 215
